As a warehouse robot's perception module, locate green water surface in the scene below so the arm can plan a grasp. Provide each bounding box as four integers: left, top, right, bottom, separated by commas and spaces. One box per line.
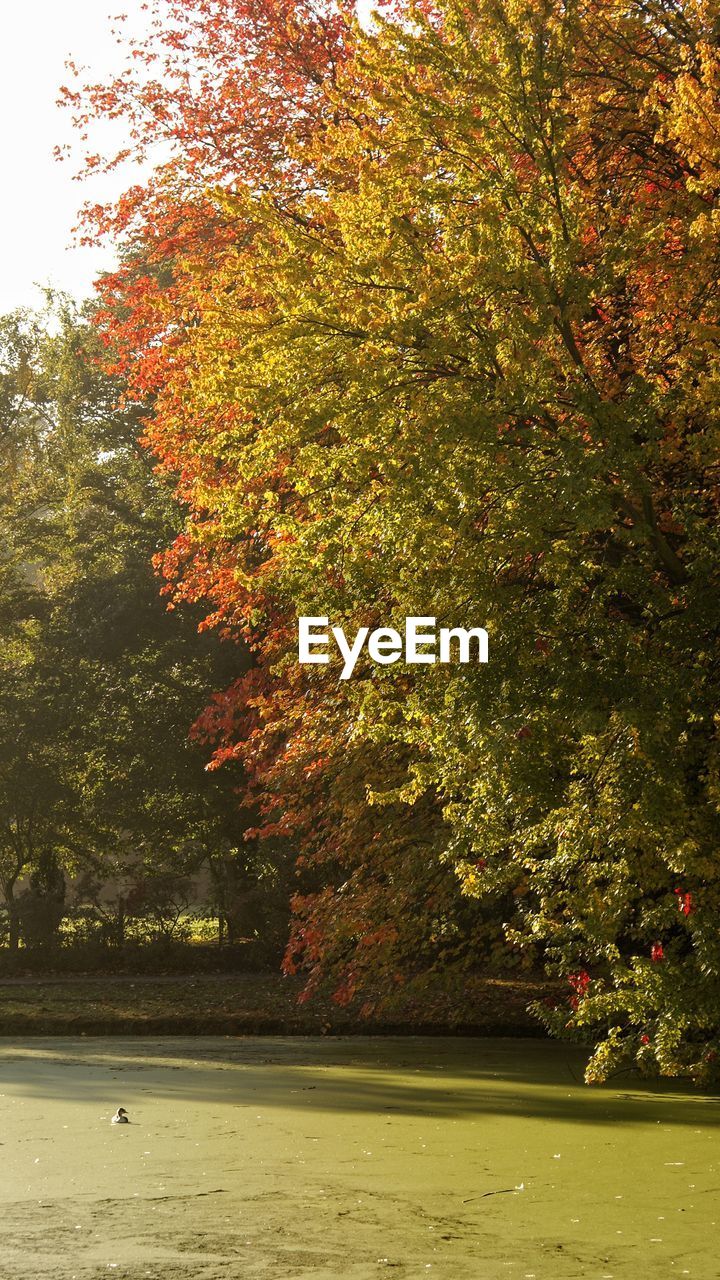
0, 1036, 716, 1279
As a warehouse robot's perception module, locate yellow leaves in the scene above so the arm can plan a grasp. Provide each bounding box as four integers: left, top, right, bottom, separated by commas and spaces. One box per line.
688, 207, 720, 247
653, 38, 720, 194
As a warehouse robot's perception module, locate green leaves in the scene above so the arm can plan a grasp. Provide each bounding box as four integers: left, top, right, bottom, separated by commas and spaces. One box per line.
65, 0, 720, 1071
0, 302, 254, 950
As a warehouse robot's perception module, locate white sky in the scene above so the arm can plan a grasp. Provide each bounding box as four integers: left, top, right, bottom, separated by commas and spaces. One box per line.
0, 0, 374, 317
0, 0, 153, 314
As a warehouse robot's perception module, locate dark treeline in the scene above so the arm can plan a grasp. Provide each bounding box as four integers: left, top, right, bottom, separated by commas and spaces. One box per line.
0, 302, 289, 967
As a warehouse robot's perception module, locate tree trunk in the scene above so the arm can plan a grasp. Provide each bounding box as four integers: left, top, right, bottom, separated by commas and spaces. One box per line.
3, 881, 20, 951
115, 897, 126, 947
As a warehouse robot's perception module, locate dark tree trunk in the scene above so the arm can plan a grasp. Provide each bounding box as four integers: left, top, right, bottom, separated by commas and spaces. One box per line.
115, 898, 126, 947
8, 907, 19, 951
3, 882, 20, 951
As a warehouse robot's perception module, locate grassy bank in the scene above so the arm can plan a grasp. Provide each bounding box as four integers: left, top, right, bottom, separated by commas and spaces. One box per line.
0, 972, 555, 1036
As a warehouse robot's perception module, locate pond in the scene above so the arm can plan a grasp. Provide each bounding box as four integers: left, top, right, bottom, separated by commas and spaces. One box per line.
0, 1036, 716, 1279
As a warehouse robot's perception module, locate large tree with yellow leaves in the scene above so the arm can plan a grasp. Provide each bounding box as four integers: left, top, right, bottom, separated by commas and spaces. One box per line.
75, 0, 720, 1080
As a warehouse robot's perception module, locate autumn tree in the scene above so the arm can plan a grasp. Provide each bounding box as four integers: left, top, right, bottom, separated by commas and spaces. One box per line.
70, 0, 720, 1079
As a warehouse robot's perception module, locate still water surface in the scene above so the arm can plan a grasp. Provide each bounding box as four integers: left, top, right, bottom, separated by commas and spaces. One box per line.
0, 1036, 717, 1279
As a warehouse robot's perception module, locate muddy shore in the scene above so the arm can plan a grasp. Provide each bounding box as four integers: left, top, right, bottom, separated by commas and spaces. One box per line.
0, 973, 553, 1037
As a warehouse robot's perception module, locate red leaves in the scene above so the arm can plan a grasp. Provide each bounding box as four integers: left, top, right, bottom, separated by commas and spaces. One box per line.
674, 887, 694, 916
332, 976, 357, 1007
569, 971, 590, 995
568, 970, 590, 1010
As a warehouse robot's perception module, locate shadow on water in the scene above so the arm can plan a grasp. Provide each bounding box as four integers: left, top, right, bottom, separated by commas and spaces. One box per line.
0, 1036, 717, 1126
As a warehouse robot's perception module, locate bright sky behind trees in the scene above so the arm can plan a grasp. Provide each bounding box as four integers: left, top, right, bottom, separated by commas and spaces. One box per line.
0, 0, 374, 314
0, 0, 153, 312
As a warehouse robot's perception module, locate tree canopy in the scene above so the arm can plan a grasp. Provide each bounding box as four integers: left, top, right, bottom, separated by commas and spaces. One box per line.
0, 302, 273, 952
65, 0, 720, 1081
